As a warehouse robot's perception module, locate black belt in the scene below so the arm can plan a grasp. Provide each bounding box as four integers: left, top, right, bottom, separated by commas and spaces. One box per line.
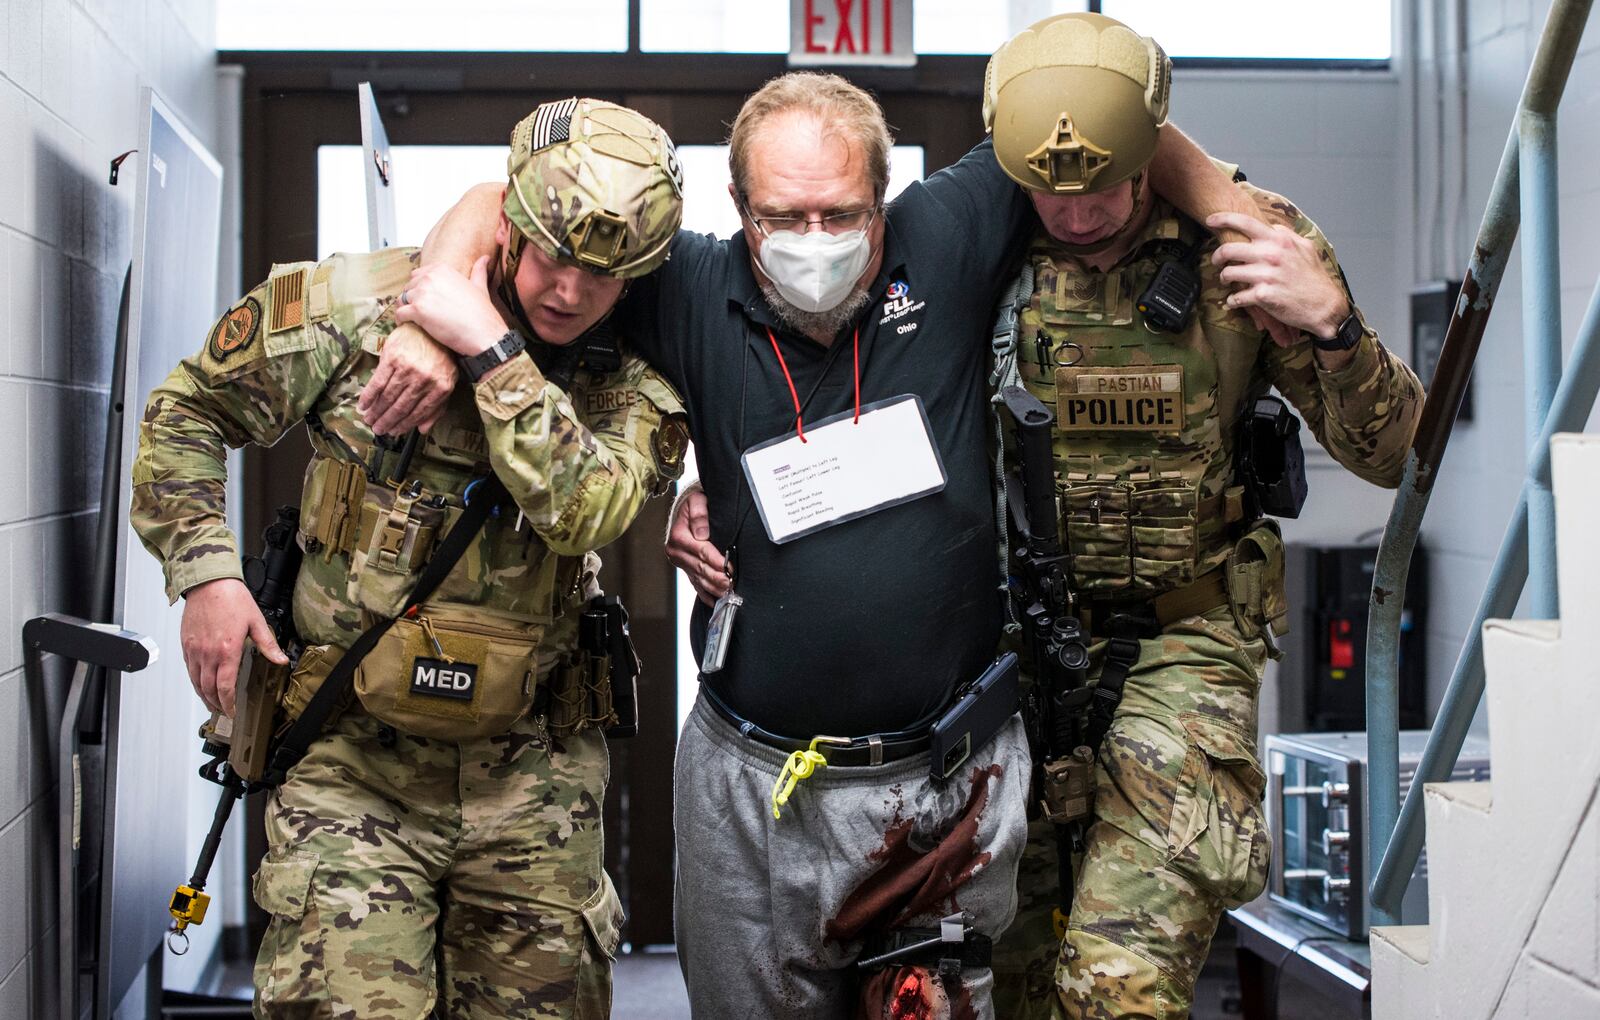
1076, 566, 1231, 638
702, 686, 933, 767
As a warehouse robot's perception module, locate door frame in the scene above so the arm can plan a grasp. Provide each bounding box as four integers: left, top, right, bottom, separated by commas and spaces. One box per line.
228, 46, 988, 949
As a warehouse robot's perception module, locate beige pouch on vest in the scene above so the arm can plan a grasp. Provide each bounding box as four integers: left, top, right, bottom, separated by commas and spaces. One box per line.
346, 486, 453, 617
1225, 520, 1289, 654
354, 602, 545, 739
281, 642, 353, 724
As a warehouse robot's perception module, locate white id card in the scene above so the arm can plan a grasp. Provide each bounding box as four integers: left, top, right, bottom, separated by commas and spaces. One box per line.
740, 394, 947, 544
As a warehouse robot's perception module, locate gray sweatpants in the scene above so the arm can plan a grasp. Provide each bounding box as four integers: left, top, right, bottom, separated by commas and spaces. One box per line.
673, 692, 1031, 1020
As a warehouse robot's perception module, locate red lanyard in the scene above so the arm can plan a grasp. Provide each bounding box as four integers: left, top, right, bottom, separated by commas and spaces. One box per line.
763, 325, 860, 443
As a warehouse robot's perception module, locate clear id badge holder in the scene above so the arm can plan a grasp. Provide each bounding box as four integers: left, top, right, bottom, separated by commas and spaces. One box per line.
702, 591, 743, 674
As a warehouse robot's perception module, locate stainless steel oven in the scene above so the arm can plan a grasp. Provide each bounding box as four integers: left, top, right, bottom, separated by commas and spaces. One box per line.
1265, 730, 1490, 938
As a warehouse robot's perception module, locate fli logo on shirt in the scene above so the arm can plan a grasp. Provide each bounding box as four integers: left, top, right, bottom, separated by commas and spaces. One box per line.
880, 279, 926, 334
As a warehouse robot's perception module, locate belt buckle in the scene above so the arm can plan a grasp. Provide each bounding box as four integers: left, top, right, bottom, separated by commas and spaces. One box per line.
810, 735, 852, 761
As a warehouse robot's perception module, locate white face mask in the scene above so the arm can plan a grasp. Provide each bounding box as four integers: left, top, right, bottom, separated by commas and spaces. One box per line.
755, 227, 874, 313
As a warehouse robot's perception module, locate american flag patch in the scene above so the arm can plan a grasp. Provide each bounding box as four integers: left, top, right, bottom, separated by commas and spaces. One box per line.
268, 270, 306, 334
530, 98, 579, 151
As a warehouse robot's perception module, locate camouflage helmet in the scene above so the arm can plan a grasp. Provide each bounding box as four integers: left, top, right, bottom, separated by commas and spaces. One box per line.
983, 13, 1171, 195
503, 97, 684, 279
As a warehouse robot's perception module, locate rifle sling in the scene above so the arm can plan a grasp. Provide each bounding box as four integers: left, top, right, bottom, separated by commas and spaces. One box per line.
264, 474, 509, 786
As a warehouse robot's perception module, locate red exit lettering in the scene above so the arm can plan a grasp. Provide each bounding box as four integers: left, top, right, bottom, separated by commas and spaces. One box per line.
804, 0, 897, 55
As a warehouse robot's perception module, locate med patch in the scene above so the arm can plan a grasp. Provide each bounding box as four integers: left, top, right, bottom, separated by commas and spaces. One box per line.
208, 297, 261, 361
410, 658, 478, 701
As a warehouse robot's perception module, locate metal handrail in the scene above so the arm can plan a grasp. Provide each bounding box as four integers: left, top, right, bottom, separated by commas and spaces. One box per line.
1370, 273, 1600, 916
1363, 0, 1595, 924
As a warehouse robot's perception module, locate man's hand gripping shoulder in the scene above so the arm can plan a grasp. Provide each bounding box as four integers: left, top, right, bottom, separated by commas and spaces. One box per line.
361, 182, 504, 434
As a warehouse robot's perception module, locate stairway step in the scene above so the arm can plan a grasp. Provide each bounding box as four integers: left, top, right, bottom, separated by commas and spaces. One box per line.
1427, 779, 1493, 812
1482, 619, 1559, 642
1553, 434, 1600, 630
1373, 924, 1431, 965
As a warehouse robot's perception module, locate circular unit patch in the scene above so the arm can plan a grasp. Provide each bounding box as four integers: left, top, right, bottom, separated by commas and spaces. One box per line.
209, 297, 262, 361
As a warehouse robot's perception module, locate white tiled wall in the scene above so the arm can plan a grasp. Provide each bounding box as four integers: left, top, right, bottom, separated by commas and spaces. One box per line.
0, 0, 216, 1011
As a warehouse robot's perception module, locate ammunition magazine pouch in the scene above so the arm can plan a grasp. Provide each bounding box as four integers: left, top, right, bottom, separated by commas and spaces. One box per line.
1225, 520, 1289, 654
546, 651, 615, 736
1039, 746, 1096, 826
302, 457, 471, 617
547, 596, 642, 738
1058, 480, 1248, 597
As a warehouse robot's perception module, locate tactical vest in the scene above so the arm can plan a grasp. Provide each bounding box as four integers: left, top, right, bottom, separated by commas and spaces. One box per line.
266, 249, 633, 738
1010, 210, 1274, 598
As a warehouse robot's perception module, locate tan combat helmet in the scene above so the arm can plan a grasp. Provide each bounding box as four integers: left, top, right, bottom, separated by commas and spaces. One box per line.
502, 97, 684, 281
984, 13, 1171, 194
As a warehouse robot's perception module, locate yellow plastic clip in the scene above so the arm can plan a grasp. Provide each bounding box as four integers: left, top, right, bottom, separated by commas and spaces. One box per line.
770, 736, 849, 820
166, 883, 211, 954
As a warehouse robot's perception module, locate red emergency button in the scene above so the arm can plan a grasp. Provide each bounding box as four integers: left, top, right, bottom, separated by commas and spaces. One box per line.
1329, 619, 1355, 669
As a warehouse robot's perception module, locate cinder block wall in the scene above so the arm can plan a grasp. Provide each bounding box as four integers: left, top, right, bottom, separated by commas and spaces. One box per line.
0, 0, 216, 1013
1173, 71, 1412, 551
1416, 0, 1600, 725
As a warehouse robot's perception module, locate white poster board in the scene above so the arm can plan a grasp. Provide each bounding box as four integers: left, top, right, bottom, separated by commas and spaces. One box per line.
103, 87, 224, 1016
359, 82, 397, 250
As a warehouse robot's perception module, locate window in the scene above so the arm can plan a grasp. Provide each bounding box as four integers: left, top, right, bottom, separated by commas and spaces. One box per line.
1101, 0, 1391, 61
914, 0, 1087, 55
639, 0, 1089, 54
641, 0, 788, 52
217, 0, 629, 51
317, 146, 506, 258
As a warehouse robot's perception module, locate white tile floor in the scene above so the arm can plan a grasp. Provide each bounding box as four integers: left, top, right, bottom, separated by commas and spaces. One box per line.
613, 951, 692, 1019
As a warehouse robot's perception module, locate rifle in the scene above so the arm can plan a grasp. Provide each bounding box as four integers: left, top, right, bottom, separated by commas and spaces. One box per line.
168, 506, 303, 952
999, 385, 1095, 935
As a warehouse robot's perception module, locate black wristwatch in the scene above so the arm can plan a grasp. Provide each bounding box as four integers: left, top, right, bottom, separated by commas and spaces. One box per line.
459, 330, 526, 383
1311, 311, 1365, 352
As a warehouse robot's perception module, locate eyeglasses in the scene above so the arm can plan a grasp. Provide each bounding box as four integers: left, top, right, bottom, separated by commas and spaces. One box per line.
742, 203, 880, 237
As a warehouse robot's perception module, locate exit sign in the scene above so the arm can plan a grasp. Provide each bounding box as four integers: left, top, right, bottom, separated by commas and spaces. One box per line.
790, 0, 915, 68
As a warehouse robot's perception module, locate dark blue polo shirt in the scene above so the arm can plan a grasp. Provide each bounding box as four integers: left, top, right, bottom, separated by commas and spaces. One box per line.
621, 140, 1031, 737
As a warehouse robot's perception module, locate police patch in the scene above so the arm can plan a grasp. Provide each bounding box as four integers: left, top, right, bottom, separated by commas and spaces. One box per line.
208, 297, 261, 361
652, 414, 689, 482
1055, 363, 1184, 434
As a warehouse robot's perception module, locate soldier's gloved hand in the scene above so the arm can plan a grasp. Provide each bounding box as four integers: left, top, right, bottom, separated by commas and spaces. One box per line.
358, 322, 458, 436
180, 577, 288, 718
393, 256, 508, 357
665, 483, 730, 606
1207, 212, 1350, 345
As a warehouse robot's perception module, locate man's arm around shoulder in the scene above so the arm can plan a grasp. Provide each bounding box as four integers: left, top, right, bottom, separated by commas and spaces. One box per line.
360, 182, 505, 435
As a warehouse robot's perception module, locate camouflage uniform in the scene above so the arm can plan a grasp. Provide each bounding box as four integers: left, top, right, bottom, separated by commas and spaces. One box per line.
131, 244, 685, 1019
987, 182, 1424, 1019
